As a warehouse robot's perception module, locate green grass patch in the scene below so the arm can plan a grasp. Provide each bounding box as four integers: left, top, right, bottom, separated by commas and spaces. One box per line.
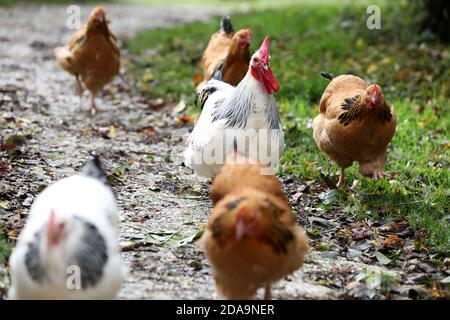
0, 224, 12, 265
126, 3, 450, 250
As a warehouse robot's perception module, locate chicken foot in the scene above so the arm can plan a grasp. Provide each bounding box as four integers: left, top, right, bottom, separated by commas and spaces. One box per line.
336, 168, 346, 189
372, 169, 391, 180
89, 94, 103, 114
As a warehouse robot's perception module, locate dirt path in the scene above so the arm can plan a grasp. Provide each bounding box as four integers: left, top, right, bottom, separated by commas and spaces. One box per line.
0, 4, 437, 300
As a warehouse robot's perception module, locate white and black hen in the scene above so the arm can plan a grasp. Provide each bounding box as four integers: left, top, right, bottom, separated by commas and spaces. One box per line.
8, 156, 123, 299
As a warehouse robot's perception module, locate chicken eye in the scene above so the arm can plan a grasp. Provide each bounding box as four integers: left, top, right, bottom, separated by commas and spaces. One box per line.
253, 57, 259, 63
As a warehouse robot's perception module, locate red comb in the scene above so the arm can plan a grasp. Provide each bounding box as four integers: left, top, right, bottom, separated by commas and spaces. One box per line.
259, 37, 270, 63
95, 7, 105, 16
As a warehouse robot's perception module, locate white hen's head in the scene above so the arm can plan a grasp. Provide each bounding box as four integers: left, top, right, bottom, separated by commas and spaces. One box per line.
250, 37, 280, 94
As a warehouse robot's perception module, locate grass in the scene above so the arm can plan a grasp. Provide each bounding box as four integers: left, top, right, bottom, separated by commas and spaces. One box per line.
0, 223, 12, 298
126, 1, 449, 251
0, 224, 12, 265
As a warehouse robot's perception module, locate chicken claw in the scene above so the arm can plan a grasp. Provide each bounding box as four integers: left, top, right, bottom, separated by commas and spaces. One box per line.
372, 169, 391, 180
336, 169, 346, 189
90, 95, 103, 114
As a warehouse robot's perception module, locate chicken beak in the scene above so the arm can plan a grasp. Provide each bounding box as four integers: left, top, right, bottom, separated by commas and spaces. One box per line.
46, 210, 65, 247
94, 15, 105, 25
370, 93, 378, 108
235, 219, 246, 240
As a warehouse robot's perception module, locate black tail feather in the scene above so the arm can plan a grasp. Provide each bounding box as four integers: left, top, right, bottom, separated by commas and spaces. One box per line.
220, 16, 233, 35
81, 155, 107, 184
197, 86, 217, 110
320, 72, 334, 81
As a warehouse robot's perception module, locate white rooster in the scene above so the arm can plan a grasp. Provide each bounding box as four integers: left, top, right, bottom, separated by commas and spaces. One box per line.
184, 37, 284, 177
8, 156, 123, 300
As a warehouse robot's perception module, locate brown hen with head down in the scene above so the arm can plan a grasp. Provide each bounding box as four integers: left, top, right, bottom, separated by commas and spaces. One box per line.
55, 7, 120, 114
202, 152, 308, 300
313, 73, 397, 188
198, 16, 252, 90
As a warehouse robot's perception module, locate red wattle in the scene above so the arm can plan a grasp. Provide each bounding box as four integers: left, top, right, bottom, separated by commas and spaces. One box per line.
262, 67, 280, 94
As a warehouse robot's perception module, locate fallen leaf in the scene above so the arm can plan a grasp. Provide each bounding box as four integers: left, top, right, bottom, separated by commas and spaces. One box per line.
177, 115, 193, 125
109, 125, 117, 138
385, 235, 403, 247
317, 242, 333, 251
138, 126, 156, 137
174, 99, 186, 114
148, 98, 165, 109
0, 202, 9, 210
7, 230, 18, 239
1, 134, 27, 151
319, 189, 340, 205
441, 276, 450, 284
374, 251, 392, 265
192, 73, 202, 85
389, 221, 409, 233
144, 229, 203, 249
0, 160, 11, 176
307, 229, 320, 238
351, 228, 371, 240
430, 283, 445, 298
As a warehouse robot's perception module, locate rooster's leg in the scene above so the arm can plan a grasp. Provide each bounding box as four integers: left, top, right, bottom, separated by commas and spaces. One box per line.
75, 75, 83, 97
264, 285, 272, 300
336, 168, 346, 188
89, 94, 103, 114
373, 170, 380, 180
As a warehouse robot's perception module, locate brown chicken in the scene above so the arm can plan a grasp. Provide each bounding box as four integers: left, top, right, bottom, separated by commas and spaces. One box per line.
55, 7, 120, 113
198, 17, 252, 90
313, 73, 397, 188
202, 151, 308, 300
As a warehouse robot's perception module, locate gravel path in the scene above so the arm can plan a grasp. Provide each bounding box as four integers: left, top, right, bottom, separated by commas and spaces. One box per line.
0, 3, 429, 300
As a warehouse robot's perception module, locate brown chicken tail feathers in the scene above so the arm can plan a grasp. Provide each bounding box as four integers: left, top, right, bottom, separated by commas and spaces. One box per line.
320, 72, 334, 81
55, 46, 73, 70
